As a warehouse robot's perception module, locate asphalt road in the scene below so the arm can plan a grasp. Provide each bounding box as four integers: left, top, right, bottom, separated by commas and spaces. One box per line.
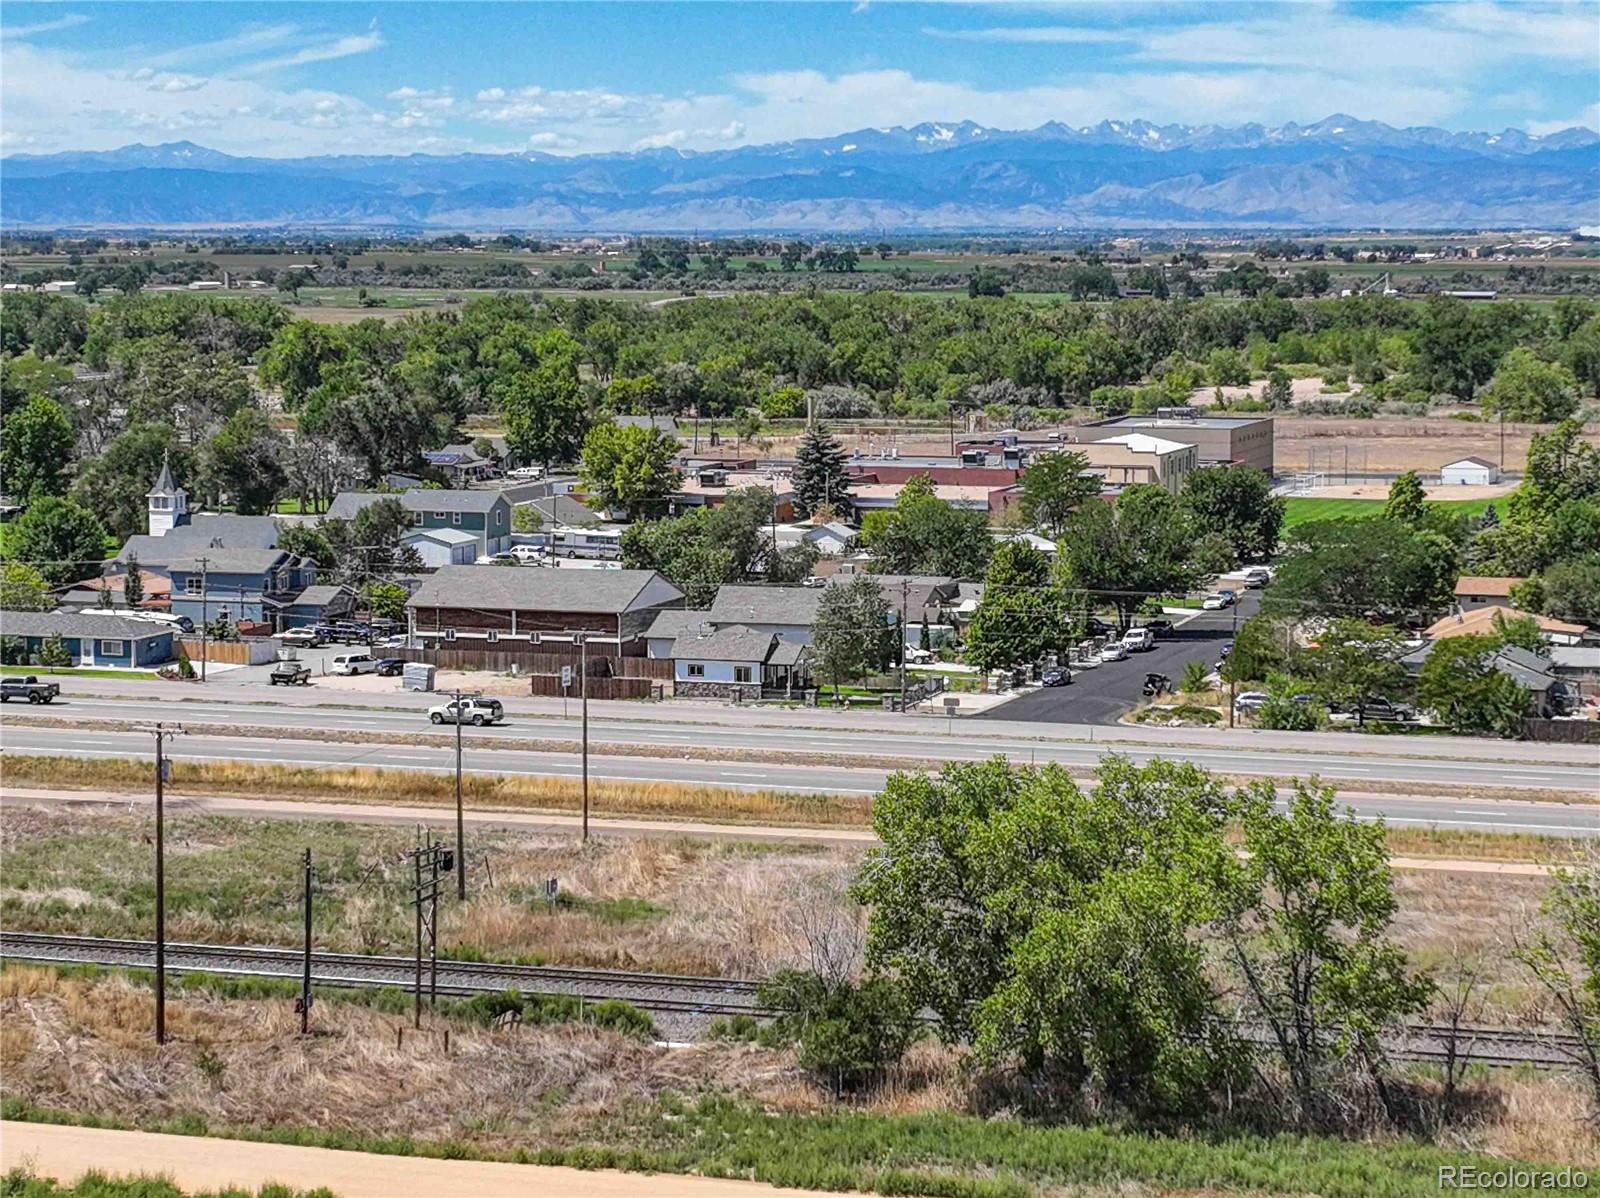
9, 694, 1599, 795
4, 725, 1596, 833
985, 594, 1260, 725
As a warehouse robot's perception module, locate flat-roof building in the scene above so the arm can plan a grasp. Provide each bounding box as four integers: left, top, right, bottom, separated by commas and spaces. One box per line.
1070, 413, 1274, 474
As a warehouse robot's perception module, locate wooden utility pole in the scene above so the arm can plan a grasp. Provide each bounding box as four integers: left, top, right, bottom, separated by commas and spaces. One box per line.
196, 557, 210, 681
300, 848, 313, 1035
137, 723, 184, 1043
580, 632, 590, 842
453, 689, 466, 900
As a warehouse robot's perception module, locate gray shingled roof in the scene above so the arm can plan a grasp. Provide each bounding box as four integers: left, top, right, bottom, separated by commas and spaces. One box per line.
768, 638, 807, 667
670, 624, 776, 664
166, 548, 296, 574
407, 566, 681, 615
290, 585, 352, 607
115, 515, 281, 564
1402, 640, 1558, 689
327, 489, 505, 522
708, 585, 824, 627
403, 488, 504, 513
646, 609, 705, 641
0, 610, 173, 640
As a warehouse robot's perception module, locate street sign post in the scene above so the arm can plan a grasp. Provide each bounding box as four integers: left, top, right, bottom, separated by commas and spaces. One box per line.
943, 695, 959, 735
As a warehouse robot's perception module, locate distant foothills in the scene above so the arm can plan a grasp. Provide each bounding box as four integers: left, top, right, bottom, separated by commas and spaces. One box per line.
3, 114, 1597, 232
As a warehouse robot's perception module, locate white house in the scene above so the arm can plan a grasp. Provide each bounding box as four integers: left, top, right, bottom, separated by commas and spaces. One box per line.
1440, 457, 1500, 486
668, 623, 809, 699
404, 526, 479, 567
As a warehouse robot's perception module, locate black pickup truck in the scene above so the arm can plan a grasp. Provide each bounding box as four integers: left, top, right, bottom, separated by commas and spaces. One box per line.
0, 676, 61, 704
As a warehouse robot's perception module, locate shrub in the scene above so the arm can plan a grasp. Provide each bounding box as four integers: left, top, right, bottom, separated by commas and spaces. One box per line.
757, 970, 919, 1096
1179, 659, 1211, 693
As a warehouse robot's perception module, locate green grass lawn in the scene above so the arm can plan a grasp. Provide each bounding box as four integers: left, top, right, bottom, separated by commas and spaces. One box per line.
1, 664, 160, 679
1281, 496, 1494, 528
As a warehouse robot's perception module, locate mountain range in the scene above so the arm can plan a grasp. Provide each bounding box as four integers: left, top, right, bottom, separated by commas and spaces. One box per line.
3, 115, 1596, 231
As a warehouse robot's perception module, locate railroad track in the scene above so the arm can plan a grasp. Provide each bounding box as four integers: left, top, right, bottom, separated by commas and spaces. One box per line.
2, 932, 1587, 1067
0, 931, 765, 1017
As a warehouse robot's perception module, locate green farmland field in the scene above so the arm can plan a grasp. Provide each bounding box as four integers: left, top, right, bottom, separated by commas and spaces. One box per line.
1281, 496, 1495, 528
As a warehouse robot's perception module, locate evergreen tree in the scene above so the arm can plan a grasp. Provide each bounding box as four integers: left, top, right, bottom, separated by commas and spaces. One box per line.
791, 423, 851, 519
123, 556, 144, 608
1383, 471, 1427, 526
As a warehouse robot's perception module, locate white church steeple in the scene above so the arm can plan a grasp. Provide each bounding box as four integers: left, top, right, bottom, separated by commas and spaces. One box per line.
146, 453, 188, 536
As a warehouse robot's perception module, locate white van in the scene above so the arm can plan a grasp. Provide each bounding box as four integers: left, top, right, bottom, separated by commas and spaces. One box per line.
1120, 627, 1154, 652
330, 652, 379, 676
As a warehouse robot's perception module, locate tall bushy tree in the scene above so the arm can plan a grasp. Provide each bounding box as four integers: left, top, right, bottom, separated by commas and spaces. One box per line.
4, 496, 108, 586
1266, 518, 1457, 624
492, 328, 588, 468
1481, 348, 1579, 424
964, 541, 1072, 670
861, 474, 993, 578
197, 408, 288, 514
811, 574, 894, 697
791, 423, 851, 519
1054, 486, 1216, 629
1383, 471, 1427, 526
0, 394, 75, 501
622, 486, 817, 606
578, 421, 682, 519
1180, 464, 1285, 564
1416, 634, 1528, 737
1221, 782, 1434, 1123
1018, 450, 1099, 538
1299, 619, 1411, 725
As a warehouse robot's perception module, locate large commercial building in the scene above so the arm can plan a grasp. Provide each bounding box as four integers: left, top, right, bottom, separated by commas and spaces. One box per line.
1070, 413, 1274, 474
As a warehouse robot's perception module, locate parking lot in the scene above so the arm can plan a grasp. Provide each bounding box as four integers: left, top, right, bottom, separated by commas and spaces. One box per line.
978, 593, 1261, 726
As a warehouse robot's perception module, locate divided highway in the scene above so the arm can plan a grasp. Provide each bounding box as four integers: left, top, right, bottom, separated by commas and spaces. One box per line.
8, 694, 1599, 796
3, 721, 1596, 835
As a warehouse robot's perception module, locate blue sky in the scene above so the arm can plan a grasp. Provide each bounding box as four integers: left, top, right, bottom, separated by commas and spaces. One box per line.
2, 2, 1596, 157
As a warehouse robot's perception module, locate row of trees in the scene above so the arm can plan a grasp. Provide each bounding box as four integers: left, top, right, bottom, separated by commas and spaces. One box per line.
762, 756, 1600, 1133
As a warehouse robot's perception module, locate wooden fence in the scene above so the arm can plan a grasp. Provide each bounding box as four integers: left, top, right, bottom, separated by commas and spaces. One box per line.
178, 638, 278, 666
388, 646, 671, 679
1521, 718, 1600, 744
528, 674, 658, 701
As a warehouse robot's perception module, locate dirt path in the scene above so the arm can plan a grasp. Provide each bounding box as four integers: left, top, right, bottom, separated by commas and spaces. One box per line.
0, 1121, 839, 1198
1, 787, 1558, 874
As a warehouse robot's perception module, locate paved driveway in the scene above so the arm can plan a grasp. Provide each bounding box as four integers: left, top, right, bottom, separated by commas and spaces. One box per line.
979, 593, 1261, 725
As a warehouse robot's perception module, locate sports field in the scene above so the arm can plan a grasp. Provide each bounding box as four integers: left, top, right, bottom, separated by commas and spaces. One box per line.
1281, 496, 1495, 528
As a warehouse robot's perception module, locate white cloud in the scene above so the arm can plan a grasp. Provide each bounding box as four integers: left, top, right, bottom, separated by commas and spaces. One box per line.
923, 25, 1130, 44
235, 27, 384, 77
141, 24, 299, 70
147, 74, 208, 94
0, 12, 89, 38
1529, 103, 1600, 136
527, 131, 579, 149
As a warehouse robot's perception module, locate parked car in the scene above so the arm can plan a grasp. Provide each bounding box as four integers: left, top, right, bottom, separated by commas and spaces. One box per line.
428, 697, 505, 726
507, 466, 544, 481
375, 658, 406, 677
1200, 593, 1232, 611
1098, 642, 1129, 663
375, 634, 410, 649
328, 622, 372, 645
278, 627, 324, 648
1233, 690, 1270, 714
1085, 617, 1118, 638
330, 652, 380, 676
509, 544, 546, 563
1040, 667, 1071, 687
1339, 696, 1418, 723
269, 661, 312, 686
1241, 567, 1272, 588
1121, 627, 1155, 652
904, 646, 936, 664
1142, 619, 1174, 640
801, 576, 829, 588
0, 676, 59, 704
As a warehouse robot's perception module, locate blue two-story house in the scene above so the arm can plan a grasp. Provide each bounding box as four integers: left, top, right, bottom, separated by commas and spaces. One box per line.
328, 489, 513, 559
167, 549, 319, 629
